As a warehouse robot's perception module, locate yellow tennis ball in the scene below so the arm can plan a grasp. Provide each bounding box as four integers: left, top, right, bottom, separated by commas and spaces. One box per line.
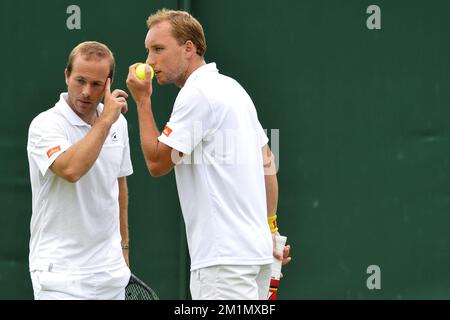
135, 63, 154, 80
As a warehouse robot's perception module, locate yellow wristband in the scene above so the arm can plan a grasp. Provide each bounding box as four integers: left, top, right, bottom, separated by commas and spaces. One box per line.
268, 215, 278, 234
121, 243, 129, 250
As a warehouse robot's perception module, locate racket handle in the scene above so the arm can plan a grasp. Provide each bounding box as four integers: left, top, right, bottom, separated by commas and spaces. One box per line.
268, 235, 287, 300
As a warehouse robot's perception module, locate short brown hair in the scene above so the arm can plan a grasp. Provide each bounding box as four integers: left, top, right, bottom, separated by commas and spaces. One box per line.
66, 41, 115, 79
147, 9, 207, 57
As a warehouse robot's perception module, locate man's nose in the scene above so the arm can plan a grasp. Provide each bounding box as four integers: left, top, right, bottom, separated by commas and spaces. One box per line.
81, 84, 92, 97
146, 53, 155, 67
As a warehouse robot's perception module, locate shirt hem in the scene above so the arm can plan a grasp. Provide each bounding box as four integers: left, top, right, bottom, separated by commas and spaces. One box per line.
190, 256, 273, 272
158, 135, 193, 155
29, 260, 127, 274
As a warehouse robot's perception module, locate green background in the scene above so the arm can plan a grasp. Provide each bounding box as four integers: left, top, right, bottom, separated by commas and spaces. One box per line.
1, 0, 449, 299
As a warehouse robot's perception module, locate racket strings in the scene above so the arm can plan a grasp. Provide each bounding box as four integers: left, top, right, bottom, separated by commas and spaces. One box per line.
125, 276, 159, 300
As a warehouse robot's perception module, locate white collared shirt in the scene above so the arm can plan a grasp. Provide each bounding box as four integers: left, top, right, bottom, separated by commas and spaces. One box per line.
27, 93, 133, 273
158, 63, 273, 271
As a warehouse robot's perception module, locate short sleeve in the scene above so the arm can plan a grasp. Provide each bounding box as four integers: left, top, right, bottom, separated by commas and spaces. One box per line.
27, 115, 71, 176
118, 117, 133, 177
256, 120, 269, 148
158, 87, 214, 155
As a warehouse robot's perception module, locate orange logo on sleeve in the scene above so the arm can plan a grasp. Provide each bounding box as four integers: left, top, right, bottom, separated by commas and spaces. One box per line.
46, 146, 61, 158
163, 126, 173, 137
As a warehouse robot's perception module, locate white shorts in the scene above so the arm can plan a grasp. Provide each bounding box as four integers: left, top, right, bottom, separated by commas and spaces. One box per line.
190, 264, 271, 300
30, 266, 131, 300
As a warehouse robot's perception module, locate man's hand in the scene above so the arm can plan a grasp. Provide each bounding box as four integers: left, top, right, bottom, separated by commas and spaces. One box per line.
273, 233, 291, 266
126, 63, 153, 105
100, 78, 128, 125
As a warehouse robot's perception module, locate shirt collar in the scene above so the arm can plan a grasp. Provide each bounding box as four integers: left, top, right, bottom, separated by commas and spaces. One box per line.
56, 93, 103, 127
184, 62, 219, 87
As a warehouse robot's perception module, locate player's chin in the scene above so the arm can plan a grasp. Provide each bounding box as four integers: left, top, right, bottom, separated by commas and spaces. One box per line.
155, 73, 171, 85
155, 76, 167, 85
76, 102, 92, 114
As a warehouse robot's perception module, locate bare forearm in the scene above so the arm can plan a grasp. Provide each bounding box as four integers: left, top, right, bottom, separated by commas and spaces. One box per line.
136, 100, 176, 176
51, 118, 112, 182
265, 173, 279, 216
118, 177, 130, 266
118, 177, 129, 245
262, 144, 279, 216
136, 100, 162, 164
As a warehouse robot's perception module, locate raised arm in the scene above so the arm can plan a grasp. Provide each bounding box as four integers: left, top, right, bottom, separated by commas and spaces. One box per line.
126, 64, 179, 177
50, 79, 128, 182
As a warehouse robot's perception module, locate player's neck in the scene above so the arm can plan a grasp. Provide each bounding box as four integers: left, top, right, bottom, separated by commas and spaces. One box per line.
79, 108, 99, 126
178, 59, 206, 88
89, 109, 100, 126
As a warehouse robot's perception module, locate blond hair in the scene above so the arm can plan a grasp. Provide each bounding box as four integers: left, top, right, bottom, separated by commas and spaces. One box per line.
147, 9, 207, 57
66, 41, 115, 79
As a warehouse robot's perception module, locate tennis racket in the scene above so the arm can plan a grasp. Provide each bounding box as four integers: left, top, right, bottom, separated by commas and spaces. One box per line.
268, 235, 287, 300
125, 273, 159, 300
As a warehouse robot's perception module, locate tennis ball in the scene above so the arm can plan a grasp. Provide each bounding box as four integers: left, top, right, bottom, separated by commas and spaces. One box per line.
135, 63, 154, 80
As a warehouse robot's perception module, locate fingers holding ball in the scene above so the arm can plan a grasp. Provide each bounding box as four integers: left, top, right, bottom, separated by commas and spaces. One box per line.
135, 63, 154, 80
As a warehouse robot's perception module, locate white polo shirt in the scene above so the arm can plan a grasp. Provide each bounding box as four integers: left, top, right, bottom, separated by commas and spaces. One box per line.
27, 93, 133, 273
158, 63, 273, 271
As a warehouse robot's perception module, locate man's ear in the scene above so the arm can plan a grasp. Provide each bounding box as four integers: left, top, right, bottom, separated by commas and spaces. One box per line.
185, 40, 196, 57
64, 68, 69, 85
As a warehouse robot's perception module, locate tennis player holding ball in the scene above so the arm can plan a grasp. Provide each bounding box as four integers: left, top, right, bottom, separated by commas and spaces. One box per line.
127, 9, 291, 300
